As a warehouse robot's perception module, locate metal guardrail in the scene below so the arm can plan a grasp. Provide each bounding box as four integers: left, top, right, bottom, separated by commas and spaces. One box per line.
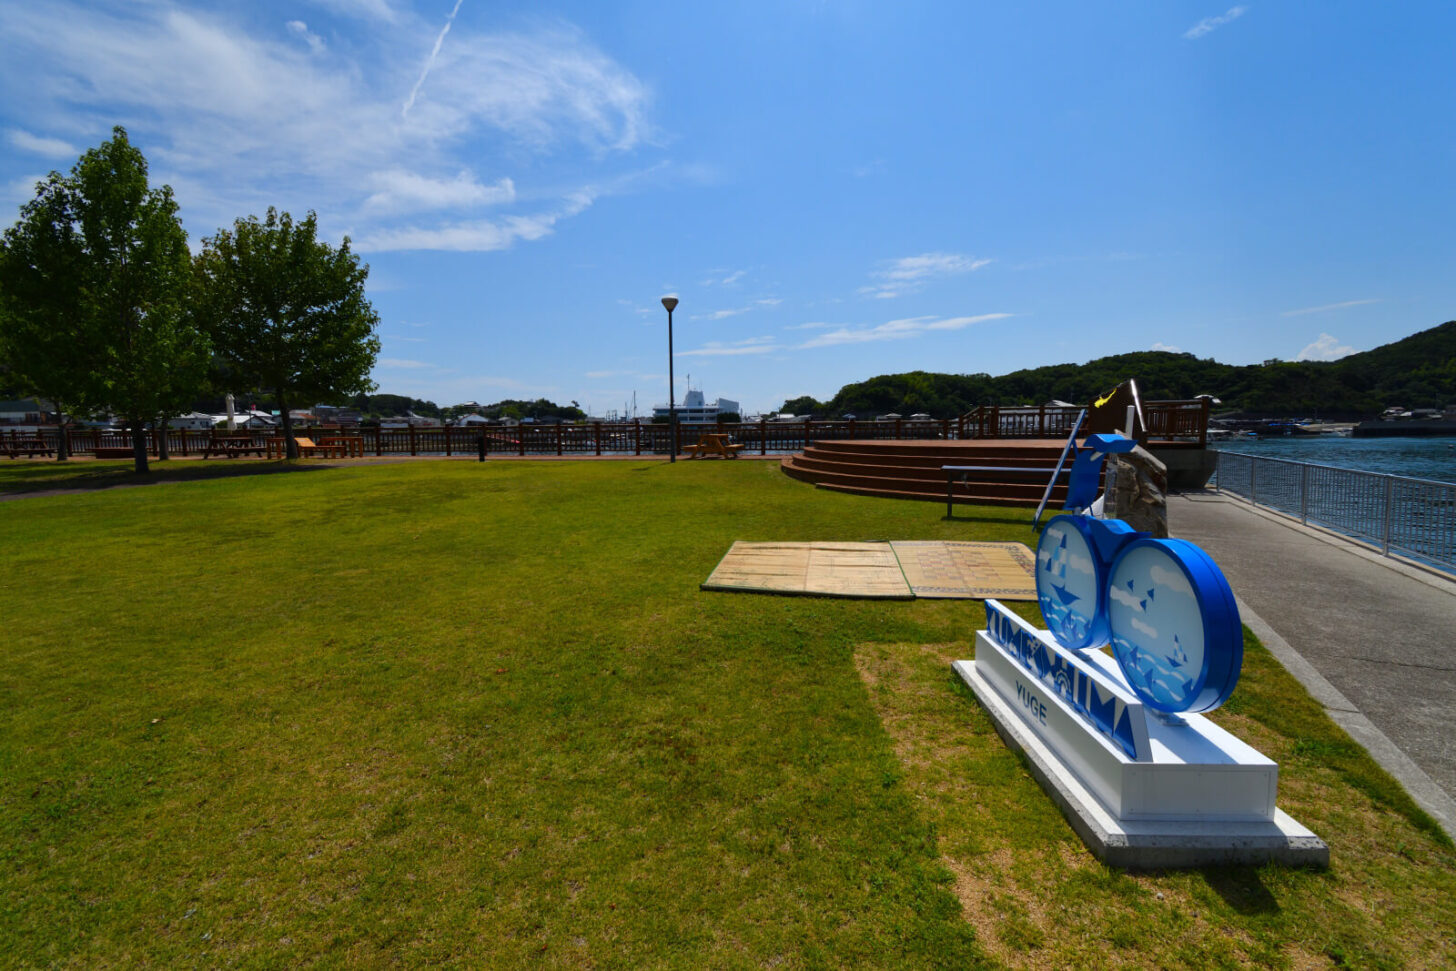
1213, 451, 1456, 574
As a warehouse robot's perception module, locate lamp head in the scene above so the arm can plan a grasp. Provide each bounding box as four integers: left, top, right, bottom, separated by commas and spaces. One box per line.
661, 296, 679, 313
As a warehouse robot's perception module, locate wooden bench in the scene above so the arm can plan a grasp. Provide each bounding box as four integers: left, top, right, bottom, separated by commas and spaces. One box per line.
942, 464, 1068, 517
318, 435, 364, 458
294, 437, 345, 459
94, 446, 136, 460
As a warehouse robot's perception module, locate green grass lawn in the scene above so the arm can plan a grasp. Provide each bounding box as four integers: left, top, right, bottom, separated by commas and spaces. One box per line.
2, 459, 1453, 968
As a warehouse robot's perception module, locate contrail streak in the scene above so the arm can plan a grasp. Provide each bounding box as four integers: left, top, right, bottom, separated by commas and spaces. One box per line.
403, 0, 464, 117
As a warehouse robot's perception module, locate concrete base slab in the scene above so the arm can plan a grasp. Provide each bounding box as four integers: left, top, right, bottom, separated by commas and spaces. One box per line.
954, 659, 1330, 870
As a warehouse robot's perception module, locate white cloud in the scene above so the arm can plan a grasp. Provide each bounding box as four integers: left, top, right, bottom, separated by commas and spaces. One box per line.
1281, 298, 1379, 317
1184, 6, 1247, 40
617, 299, 657, 318
307, 0, 398, 24
402, 0, 464, 118
286, 20, 326, 55
1150, 564, 1193, 595
355, 189, 593, 252
0, 3, 647, 254
7, 128, 78, 158
4, 174, 49, 209
377, 357, 433, 368
798, 313, 1011, 349
423, 26, 650, 153
677, 337, 779, 357
700, 268, 747, 287
1151, 341, 1182, 353
861, 252, 991, 298
363, 170, 514, 214
691, 298, 778, 321
1297, 333, 1357, 362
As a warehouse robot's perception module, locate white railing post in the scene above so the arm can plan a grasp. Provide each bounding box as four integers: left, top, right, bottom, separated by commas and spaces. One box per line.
1382, 477, 1394, 555
1300, 465, 1310, 524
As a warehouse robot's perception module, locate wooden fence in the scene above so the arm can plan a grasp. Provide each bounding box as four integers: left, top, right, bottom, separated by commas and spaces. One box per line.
9, 401, 1208, 459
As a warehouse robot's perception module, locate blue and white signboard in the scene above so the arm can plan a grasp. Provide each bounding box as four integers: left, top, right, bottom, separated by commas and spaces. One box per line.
954, 439, 1326, 866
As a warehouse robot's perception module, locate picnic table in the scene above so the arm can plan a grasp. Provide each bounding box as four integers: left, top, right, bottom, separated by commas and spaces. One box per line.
684, 432, 745, 459
203, 434, 267, 459
319, 435, 364, 458
3, 430, 55, 459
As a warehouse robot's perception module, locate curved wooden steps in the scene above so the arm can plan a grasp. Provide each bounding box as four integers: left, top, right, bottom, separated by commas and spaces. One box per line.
779, 438, 1074, 508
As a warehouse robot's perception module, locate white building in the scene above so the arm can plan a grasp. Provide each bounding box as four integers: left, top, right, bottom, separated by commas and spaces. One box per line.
171, 412, 218, 430
652, 389, 741, 424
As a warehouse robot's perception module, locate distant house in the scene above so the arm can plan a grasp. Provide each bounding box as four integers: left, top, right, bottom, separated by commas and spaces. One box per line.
380, 411, 442, 429
877, 412, 902, 421
455, 413, 490, 426
170, 412, 217, 430
236, 410, 278, 429
0, 399, 48, 425
313, 405, 363, 426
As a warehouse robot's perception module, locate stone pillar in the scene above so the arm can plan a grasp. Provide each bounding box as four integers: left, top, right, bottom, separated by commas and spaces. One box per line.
1108, 446, 1168, 538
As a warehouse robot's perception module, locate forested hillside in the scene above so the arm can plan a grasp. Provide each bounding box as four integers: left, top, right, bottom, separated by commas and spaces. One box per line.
781, 320, 1456, 419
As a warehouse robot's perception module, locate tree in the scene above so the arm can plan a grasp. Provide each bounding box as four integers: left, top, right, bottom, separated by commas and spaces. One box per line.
779, 395, 824, 417
194, 209, 380, 459
0, 127, 209, 472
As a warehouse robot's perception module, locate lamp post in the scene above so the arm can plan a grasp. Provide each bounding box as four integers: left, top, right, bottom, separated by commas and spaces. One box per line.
662, 296, 679, 463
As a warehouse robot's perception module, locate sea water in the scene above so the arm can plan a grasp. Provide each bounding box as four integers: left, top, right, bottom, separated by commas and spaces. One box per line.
1211, 435, 1456, 484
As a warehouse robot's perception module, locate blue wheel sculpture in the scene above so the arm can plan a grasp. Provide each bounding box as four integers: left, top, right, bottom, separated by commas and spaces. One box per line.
1034, 515, 1243, 715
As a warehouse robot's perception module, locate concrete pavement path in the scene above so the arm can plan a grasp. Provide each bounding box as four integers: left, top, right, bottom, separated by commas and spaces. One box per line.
1169, 491, 1456, 837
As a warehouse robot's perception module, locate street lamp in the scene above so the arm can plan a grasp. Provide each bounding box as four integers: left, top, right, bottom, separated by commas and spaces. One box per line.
662, 296, 679, 463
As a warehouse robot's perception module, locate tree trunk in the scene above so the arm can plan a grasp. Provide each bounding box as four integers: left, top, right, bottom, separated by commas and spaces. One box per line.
131, 417, 149, 474
279, 393, 297, 459
54, 421, 69, 462
157, 418, 170, 461
48, 400, 70, 461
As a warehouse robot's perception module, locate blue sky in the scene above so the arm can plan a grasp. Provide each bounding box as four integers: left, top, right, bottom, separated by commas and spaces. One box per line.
3, 2, 1454, 417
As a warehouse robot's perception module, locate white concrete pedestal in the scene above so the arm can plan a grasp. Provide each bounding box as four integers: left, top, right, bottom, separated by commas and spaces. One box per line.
956, 623, 1328, 868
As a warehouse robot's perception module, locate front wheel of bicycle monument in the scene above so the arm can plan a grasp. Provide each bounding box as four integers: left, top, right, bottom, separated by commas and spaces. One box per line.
1106, 537, 1242, 716
955, 512, 1326, 868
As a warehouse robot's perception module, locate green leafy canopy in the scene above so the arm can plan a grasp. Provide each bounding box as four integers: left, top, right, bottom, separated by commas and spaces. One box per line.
194, 207, 380, 456
0, 126, 209, 470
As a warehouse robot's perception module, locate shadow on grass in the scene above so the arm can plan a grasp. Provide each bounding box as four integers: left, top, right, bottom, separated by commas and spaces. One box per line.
0, 460, 332, 498
1200, 867, 1284, 916
941, 513, 1038, 528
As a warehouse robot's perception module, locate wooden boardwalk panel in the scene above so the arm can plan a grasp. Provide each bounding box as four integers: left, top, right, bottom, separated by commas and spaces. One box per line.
702, 541, 914, 599
702, 540, 1037, 600
889, 541, 1037, 600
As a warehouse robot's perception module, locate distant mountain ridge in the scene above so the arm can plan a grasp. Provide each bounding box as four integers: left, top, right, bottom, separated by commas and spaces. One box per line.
780, 320, 1456, 420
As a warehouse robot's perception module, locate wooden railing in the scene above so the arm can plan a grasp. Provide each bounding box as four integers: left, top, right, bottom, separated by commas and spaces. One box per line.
957, 397, 1208, 447
955, 406, 1083, 440
1143, 399, 1210, 446
15, 418, 954, 458
10, 402, 1207, 459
